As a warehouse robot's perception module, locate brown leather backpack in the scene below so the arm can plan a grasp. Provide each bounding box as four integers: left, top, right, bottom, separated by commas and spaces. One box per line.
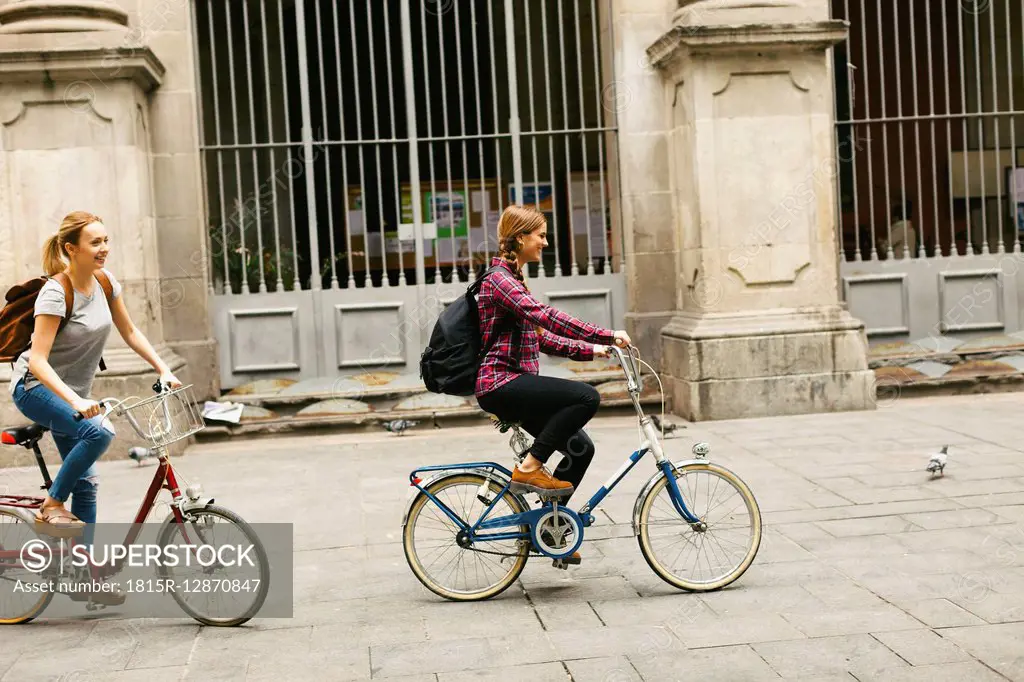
0, 271, 114, 369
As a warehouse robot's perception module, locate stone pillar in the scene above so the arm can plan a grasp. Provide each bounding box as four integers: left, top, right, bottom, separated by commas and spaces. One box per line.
648, 0, 875, 420
606, 0, 679, 369
0, 0, 215, 462
129, 0, 218, 400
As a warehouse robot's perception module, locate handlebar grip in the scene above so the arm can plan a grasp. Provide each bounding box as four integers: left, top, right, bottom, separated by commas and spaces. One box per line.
73, 400, 107, 421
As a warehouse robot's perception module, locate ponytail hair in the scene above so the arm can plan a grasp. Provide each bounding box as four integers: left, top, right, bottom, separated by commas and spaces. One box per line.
42, 211, 101, 276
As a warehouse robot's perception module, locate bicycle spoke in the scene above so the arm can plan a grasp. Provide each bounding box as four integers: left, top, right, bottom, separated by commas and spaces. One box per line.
408, 477, 527, 598
641, 467, 757, 589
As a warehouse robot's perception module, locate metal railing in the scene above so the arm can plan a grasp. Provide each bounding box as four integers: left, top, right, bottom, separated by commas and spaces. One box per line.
192, 0, 623, 295
833, 0, 1024, 261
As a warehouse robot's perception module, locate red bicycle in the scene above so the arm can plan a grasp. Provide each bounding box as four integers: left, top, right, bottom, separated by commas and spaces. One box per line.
0, 382, 270, 626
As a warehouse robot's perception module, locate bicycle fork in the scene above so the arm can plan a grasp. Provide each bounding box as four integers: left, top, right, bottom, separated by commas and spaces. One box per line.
660, 460, 704, 528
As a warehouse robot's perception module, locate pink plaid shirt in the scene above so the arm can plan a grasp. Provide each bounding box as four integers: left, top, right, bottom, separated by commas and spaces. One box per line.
475, 258, 616, 396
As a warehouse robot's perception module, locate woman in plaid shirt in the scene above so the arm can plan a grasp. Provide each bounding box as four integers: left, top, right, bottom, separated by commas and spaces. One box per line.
476, 206, 631, 559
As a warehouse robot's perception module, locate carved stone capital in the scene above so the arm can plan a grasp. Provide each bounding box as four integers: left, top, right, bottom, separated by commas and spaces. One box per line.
0, 32, 163, 91
649, 20, 848, 74
674, 0, 827, 27
0, 0, 129, 34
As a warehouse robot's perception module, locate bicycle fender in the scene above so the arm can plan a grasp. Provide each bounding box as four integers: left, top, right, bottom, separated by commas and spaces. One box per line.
400, 469, 523, 527
159, 498, 217, 527
0, 505, 36, 525
631, 458, 707, 536
180, 498, 216, 513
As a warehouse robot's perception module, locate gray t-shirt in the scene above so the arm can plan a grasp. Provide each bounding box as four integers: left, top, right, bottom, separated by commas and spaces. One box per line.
10, 270, 122, 399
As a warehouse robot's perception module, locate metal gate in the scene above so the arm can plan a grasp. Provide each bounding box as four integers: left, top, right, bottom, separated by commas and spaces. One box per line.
192, 0, 626, 390
834, 0, 1024, 346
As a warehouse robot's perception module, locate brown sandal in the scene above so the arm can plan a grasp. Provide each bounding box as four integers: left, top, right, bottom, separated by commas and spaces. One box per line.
34, 505, 85, 539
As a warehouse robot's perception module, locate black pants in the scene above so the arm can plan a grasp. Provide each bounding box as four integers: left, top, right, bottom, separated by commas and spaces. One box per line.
477, 374, 600, 499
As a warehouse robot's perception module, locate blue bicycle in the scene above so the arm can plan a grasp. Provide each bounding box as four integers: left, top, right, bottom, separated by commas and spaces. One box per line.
402, 346, 762, 601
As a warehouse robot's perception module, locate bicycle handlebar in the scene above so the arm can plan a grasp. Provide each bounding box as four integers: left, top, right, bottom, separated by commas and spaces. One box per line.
609, 344, 641, 393
72, 380, 171, 422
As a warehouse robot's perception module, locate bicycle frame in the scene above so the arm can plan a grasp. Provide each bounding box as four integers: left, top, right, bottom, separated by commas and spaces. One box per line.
405, 346, 702, 549
0, 448, 204, 579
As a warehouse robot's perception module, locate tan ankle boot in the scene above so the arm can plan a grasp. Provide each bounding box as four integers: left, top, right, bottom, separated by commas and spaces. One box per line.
511, 466, 573, 496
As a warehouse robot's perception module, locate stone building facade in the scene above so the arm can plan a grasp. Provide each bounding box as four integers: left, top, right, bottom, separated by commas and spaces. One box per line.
0, 0, 877, 427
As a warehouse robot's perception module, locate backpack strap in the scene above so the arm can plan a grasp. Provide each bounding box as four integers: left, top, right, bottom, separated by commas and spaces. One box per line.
472, 265, 508, 360
94, 269, 114, 304
93, 270, 114, 372
51, 272, 74, 332
468, 265, 502, 296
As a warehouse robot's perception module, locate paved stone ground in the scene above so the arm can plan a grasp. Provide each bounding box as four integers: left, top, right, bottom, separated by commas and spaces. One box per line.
2, 392, 1024, 681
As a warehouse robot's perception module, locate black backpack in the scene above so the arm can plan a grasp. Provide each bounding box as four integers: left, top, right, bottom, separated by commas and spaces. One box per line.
420, 266, 504, 396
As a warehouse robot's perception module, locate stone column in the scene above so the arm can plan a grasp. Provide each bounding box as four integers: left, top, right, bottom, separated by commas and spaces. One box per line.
130, 0, 218, 400
0, 0, 213, 462
648, 0, 875, 420
606, 0, 679, 369
0, 0, 217, 397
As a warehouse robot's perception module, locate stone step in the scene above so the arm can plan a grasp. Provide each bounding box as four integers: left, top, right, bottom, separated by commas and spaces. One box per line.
194, 394, 663, 441
224, 362, 627, 408
197, 356, 663, 436
197, 357, 663, 440
868, 332, 1024, 397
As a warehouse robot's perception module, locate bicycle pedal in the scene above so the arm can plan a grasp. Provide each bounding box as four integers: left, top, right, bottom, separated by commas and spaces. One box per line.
552, 553, 581, 569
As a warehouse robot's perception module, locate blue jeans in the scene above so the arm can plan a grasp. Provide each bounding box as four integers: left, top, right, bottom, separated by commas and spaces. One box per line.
12, 380, 112, 540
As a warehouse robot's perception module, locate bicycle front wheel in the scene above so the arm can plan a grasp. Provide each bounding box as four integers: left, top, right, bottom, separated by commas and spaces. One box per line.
156, 505, 271, 626
403, 473, 529, 602
637, 462, 761, 592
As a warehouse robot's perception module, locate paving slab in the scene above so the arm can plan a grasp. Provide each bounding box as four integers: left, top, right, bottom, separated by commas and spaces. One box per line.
870, 629, 973, 666
751, 634, 909, 679
1, 392, 1023, 679
563, 656, 641, 682
629, 645, 781, 681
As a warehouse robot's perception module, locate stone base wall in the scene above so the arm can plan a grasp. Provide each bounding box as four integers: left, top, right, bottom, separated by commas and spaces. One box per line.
663, 317, 876, 420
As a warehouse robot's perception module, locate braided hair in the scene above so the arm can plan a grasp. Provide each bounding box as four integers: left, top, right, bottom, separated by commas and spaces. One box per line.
496, 204, 546, 289
495, 204, 546, 334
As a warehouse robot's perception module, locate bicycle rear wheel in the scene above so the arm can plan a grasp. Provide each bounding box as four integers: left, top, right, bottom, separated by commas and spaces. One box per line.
155, 505, 270, 626
403, 473, 529, 602
0, 509, 53, 624
637, 462, 761, 592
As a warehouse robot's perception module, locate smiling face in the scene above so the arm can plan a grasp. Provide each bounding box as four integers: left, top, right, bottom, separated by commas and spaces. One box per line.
516, 223, 548, 264
66, 221, 110, 272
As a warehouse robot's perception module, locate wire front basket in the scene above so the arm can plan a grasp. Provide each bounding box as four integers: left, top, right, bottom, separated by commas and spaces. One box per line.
117, 384, 205, 448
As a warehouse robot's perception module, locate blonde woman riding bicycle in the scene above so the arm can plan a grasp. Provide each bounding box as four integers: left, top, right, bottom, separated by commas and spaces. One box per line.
10, 211, 181, 548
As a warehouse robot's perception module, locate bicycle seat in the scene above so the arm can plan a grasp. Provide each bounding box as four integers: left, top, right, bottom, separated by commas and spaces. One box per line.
1, 423, 49, 446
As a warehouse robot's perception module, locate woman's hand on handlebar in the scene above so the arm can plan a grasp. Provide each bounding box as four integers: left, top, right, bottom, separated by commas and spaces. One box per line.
158, 370, 183, 390
593, 344, 611, 358
72, 398, 102, 420
613, 330, 632, 348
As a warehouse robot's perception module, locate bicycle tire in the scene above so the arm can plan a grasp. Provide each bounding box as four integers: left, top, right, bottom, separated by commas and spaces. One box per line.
155, 505, 271, 626
404, 473, 530, 602
0, 509, 54, 624
637, 462, 761, 592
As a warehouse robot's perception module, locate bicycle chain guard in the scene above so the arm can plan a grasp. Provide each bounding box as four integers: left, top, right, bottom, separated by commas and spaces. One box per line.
531, 505, 583, 559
